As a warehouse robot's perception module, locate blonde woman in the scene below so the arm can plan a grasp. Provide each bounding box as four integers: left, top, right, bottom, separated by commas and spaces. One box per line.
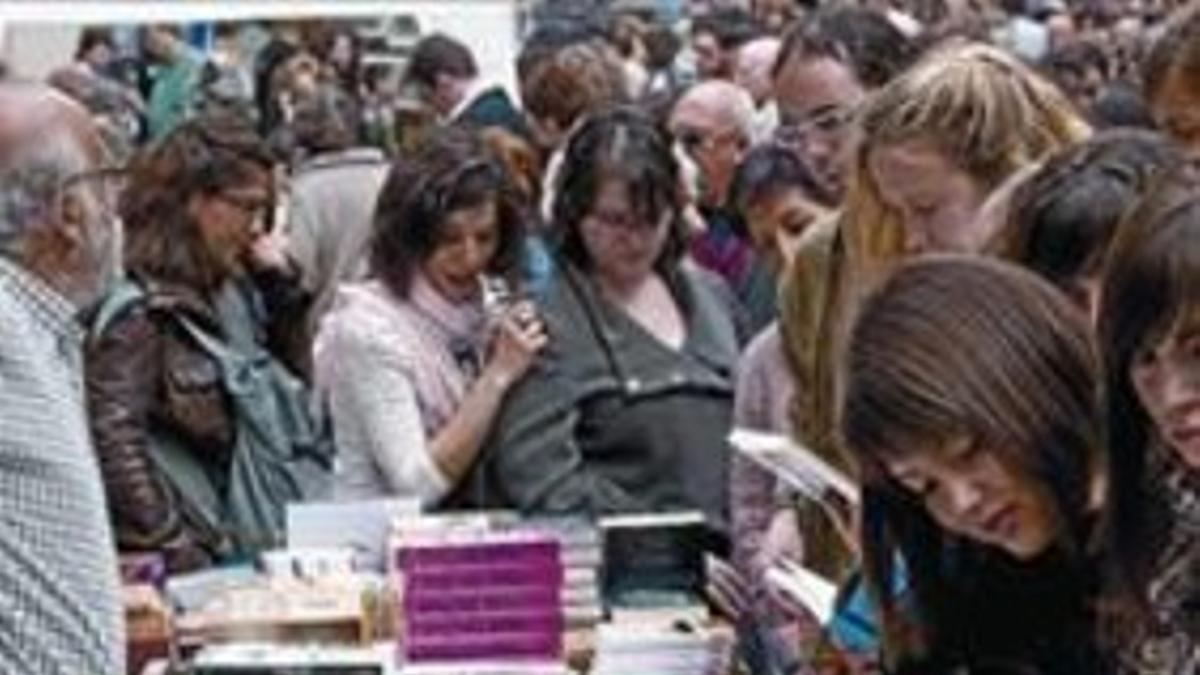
771, 40, 1091, 653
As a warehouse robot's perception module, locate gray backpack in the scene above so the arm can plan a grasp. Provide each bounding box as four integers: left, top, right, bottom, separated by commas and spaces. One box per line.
93, 278, 331, 555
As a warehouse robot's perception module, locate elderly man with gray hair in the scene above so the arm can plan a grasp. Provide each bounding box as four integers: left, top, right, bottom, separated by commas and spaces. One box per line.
669, 80, 771, 335
0, 82, 125, 673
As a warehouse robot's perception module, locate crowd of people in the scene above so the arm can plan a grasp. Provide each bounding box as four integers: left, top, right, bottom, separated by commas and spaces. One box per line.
1, 0, 1198, 672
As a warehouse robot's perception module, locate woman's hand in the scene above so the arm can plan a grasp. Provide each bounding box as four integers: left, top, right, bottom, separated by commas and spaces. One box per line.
756, 507, 805, 572
484, 300, 547, 388
704, 554, 751, 621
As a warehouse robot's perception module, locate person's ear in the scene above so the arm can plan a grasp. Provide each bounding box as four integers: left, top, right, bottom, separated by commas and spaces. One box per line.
18, 206, 84, 281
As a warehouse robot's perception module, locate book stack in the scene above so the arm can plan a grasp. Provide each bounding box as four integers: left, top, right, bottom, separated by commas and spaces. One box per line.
508, 517, 603, 632
393, 526, 569, 672
589, 622, 736, 675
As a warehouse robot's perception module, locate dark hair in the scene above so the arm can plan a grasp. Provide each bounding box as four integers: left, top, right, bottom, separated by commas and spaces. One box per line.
1089, 82, 1156, 129
369, 127, 524, 299
1142, 2, 1200, 103
121, 113, 275, 290
1041, 39, 1111, 107
1096, 158, 1200, 633
773, 3, 919, 87
76, 27, 115, 61
551, 107, 687, 277
643, 23, 682, 71
691, 7, 763, 50
1044, 39, 1110, 80
517, 13, 609, 82
1005, 129, 1180, 294
290, 82, 363, 155
728, 144, 836, 224
254, 39, 301, 135
405, 33, 478, 89
841, 256, 1107, 672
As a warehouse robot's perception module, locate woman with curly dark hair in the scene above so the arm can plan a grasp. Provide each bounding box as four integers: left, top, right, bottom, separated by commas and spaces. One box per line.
314, 127, 545, 506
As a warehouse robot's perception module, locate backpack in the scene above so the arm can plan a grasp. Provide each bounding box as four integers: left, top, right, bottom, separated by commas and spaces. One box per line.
92, 278, 331, 555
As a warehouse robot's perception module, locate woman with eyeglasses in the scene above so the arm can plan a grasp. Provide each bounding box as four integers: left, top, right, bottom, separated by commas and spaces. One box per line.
477, 107, 739, 543
314, 127, 545, 506
86, 113, 307, 572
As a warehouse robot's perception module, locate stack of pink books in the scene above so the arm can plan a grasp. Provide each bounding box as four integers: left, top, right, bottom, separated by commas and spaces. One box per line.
394, 531, 566, 666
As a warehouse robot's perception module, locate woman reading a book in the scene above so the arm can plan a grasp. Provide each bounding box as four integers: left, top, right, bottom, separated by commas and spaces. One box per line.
1095, 162, 1199, 673
315, 128, 547, 506
839, 256, 1114, 673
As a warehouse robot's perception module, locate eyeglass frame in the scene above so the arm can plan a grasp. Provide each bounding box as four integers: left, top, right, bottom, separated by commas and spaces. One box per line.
773, 101, 861, 148
583, 203, 674, 235
51, 166, 130, 241
673, 124, 748, 157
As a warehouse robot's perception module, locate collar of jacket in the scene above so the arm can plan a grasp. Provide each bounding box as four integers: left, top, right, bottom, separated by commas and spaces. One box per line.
134, 273, 225, 334
560, 261, 736, 379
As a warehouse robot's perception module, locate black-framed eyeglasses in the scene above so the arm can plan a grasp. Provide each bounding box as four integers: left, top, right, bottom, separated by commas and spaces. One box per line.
214, 189, 276, 230
586, 206, 673, 234
55, 166, 129, 225
774, 103, 859, 147
674, 125, 745, 155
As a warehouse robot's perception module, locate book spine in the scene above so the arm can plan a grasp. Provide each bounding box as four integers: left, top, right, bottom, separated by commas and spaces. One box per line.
395, 541, 560, 568
402, 585, 561, 614
403, 563, 563, 589
405, 611, 564, 638
404, 630, 563, 662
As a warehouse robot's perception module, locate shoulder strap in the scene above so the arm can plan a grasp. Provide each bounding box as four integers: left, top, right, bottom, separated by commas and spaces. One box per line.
171, 310, 242, 368
89, 278, 148, 341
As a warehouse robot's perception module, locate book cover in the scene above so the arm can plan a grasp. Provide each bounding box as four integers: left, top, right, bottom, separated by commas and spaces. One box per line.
728, 428, 859, 505
598, 512, 710, 621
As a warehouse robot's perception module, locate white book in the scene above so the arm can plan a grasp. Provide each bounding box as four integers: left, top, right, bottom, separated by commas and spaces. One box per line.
287, 498, 420, 572
763, 559, 839, 625
727, 429, 859, 506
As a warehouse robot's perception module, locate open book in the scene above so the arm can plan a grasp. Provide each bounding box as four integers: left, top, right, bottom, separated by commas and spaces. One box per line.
763, 559, 839, 625
728, 428, 859, 506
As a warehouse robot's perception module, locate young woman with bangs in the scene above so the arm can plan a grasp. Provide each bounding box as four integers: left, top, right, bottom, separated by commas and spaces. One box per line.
1097, 161, 1200, 674
839, 256, 1115, 674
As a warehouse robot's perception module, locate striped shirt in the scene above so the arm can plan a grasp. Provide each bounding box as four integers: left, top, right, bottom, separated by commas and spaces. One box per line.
0, 258, 124, 674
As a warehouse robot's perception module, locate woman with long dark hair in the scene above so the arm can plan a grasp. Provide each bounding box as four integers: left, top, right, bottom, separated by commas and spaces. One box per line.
1096, 161, 1200, 674
840, 256, 1114, 673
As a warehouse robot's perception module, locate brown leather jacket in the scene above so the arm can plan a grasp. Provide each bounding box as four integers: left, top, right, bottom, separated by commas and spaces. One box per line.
86, 279, 237, 572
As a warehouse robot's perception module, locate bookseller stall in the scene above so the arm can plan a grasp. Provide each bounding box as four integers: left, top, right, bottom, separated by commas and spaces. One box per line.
123, 430, 849, 675
124, 505, 738, 675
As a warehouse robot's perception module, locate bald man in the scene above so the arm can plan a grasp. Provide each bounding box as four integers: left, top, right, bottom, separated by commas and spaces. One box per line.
735, 37, 781, 109
735, 37, 782, 142
669, 81, 774, 337
0, 82, 125, 673
670, 80, 755, 209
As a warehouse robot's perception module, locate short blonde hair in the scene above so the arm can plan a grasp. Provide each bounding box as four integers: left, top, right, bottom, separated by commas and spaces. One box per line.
843, 41, 1090, 278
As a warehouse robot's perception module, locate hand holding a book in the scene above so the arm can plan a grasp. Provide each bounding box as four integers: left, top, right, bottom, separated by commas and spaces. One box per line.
757, 507, 805, 573
703, 554, 751, 621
